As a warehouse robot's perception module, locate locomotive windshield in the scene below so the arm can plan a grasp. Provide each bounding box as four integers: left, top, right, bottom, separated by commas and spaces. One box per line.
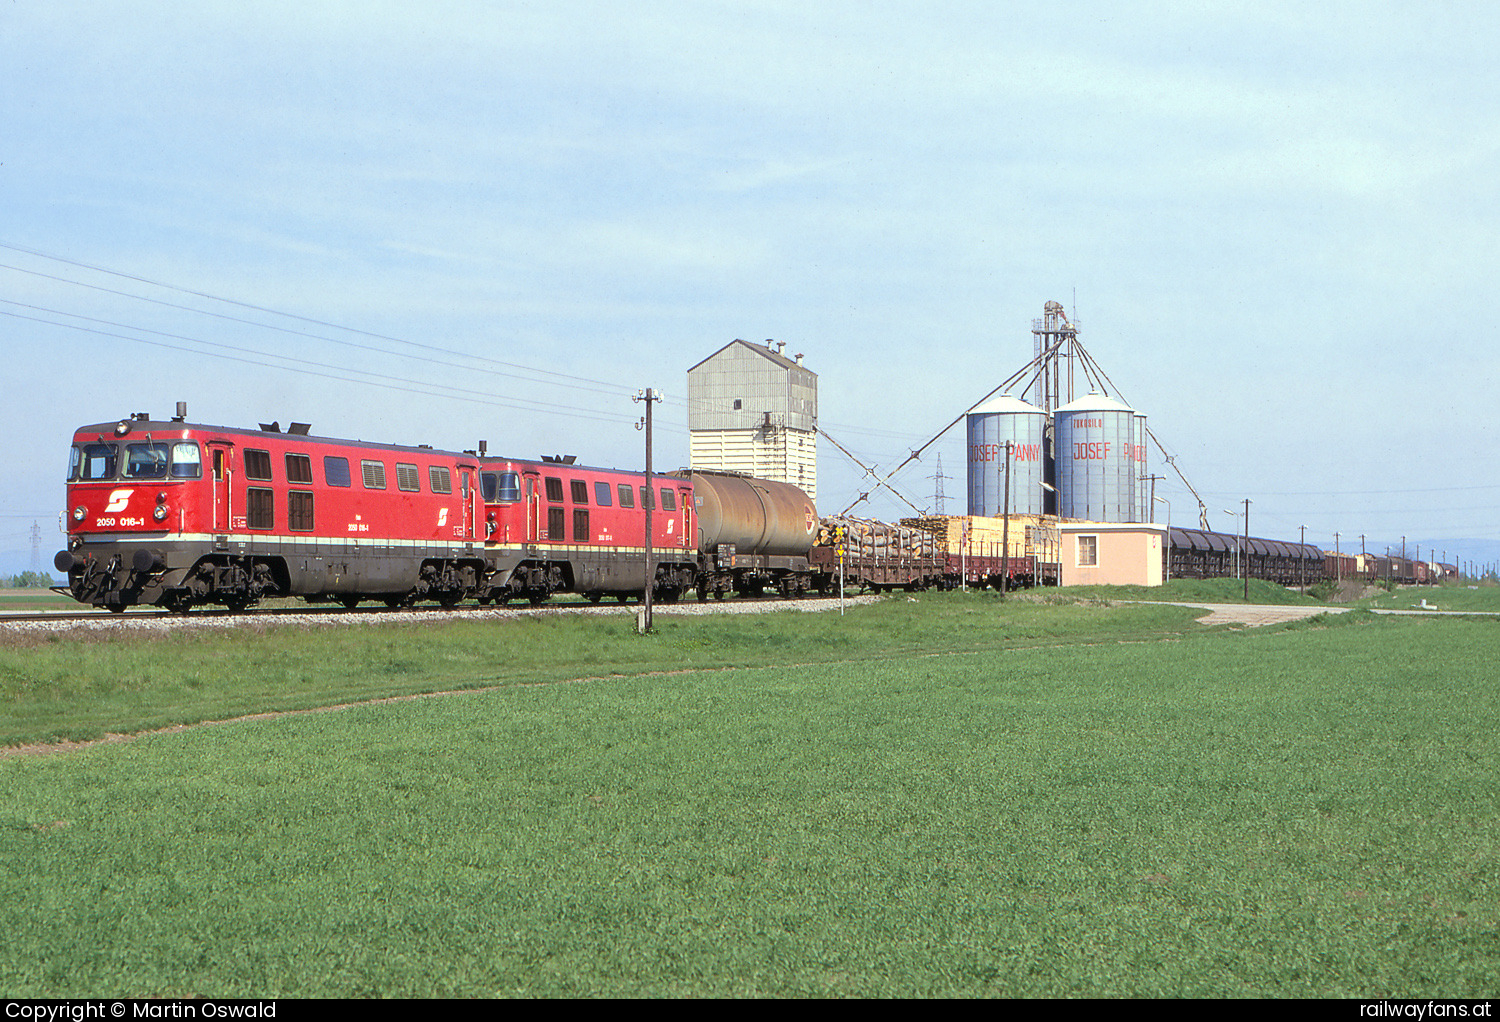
124, 442, 171, 479
70, 440, 203, 481
481, 471, 521, 503
73, 442, 118, 481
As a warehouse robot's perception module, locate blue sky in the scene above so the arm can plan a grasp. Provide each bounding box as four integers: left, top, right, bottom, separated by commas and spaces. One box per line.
4, 1, 1497, 572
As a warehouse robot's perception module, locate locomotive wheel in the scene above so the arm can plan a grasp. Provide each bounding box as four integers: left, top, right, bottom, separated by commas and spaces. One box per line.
225, 596, 254, 612
585, 592, 602, 604
339, 595, 361, 610
107, 604, 126, 614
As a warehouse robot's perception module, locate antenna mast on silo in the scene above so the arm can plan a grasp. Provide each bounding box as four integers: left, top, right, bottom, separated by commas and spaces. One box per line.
1030, 300, 1079, 413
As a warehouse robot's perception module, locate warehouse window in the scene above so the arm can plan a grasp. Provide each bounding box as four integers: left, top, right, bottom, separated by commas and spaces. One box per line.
594, 481, 613, 507
428, 465, 452, 494
324, 456, 351, 487
361, 460, 386, 489
285, 453, 313, 485
570, 479, 589, 504
1077, 535, 1098, 567
617, 484, 634, 508
247, 488, 274, 530
245, 449, 272, 481
288, 491, 314, 532
545, 477, 564, 503
573, 509, 590, 542
396, 463, 420, 492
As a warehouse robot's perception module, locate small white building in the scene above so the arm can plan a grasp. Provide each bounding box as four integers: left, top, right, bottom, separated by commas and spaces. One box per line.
688, 339, 817, 502
1059, 521, 1168, 587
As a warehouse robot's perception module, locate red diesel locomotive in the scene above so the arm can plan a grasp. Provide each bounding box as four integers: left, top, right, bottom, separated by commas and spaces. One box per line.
476, 457, 699, 604
58, 407, 486, 612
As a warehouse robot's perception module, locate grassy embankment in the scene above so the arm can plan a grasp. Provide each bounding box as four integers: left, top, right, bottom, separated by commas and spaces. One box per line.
2, 590, 1498, 996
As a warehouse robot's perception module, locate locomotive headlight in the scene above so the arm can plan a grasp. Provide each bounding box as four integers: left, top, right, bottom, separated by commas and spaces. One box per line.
156, 492, 167, 504
153, 505, 169, 521
72, 506, 86, 522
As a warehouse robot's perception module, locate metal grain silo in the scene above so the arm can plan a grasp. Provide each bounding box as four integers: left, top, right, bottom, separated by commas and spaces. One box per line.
1133, 412, 1149, 523
965, 395, 1047, 516
1054, 393, 1136, 522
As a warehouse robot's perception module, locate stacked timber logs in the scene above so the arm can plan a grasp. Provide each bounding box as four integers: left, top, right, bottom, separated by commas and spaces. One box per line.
816, 516, 939, 560
901, 514, 1060, 561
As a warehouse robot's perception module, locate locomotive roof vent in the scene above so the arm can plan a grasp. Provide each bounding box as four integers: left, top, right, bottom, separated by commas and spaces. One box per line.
289, 422, 311, 435
172, 402, 187, 422
541, 455, 577, 464
259, 421, 281, 433
132, 411, 150, 422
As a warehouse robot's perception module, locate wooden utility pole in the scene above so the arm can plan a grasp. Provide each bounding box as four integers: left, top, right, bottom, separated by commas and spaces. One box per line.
634, 388, 661, 634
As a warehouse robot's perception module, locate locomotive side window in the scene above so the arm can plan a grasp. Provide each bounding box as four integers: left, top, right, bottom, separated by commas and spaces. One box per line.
428, 466, 452, 494
594, 481, 612, 507
78, 443, 118, 481
324, 456, 352, 487
285, 453, 313, 485
570, 480, 588, 504
659, 488, 676, 512
245, 449, 273, 481
544, 477, 564, 503
617, 484, 634, 508
396, 463, 420, 492
547, 506, 565, 540
639, 486, 654, 510
573, 509, 589, 542
361, 460, 387, 489
247, 488, 274, 530
170, 443, 202, 479
124, 442, 171, 479
288, 491, 314, 532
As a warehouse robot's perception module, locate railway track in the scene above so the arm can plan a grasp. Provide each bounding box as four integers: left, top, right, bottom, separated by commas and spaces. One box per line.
0, 591, 882, 630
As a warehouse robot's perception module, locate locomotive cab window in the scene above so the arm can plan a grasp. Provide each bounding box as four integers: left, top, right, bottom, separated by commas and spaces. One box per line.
594, 481, 612, 507
544, 477, 564, 503
324, 456, 352, 487
396, 463, 420, 492
245, 449, 272, 481
170, 442, 202, 479
659, 488, 676, 512
124, 442, 171, 479
361, 460, 387, 489
76, 443, 118, 481
286, 453, 313, 485
570, 480, 589, 504
428, 465, 452, 494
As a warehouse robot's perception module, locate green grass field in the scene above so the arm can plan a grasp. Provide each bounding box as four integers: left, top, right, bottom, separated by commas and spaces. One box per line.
2, 592, 1498, 997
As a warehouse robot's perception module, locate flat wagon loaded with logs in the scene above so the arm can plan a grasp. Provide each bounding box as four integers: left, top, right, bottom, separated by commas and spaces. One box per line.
901, 514, 1062, 590
808, 516, 947, 593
